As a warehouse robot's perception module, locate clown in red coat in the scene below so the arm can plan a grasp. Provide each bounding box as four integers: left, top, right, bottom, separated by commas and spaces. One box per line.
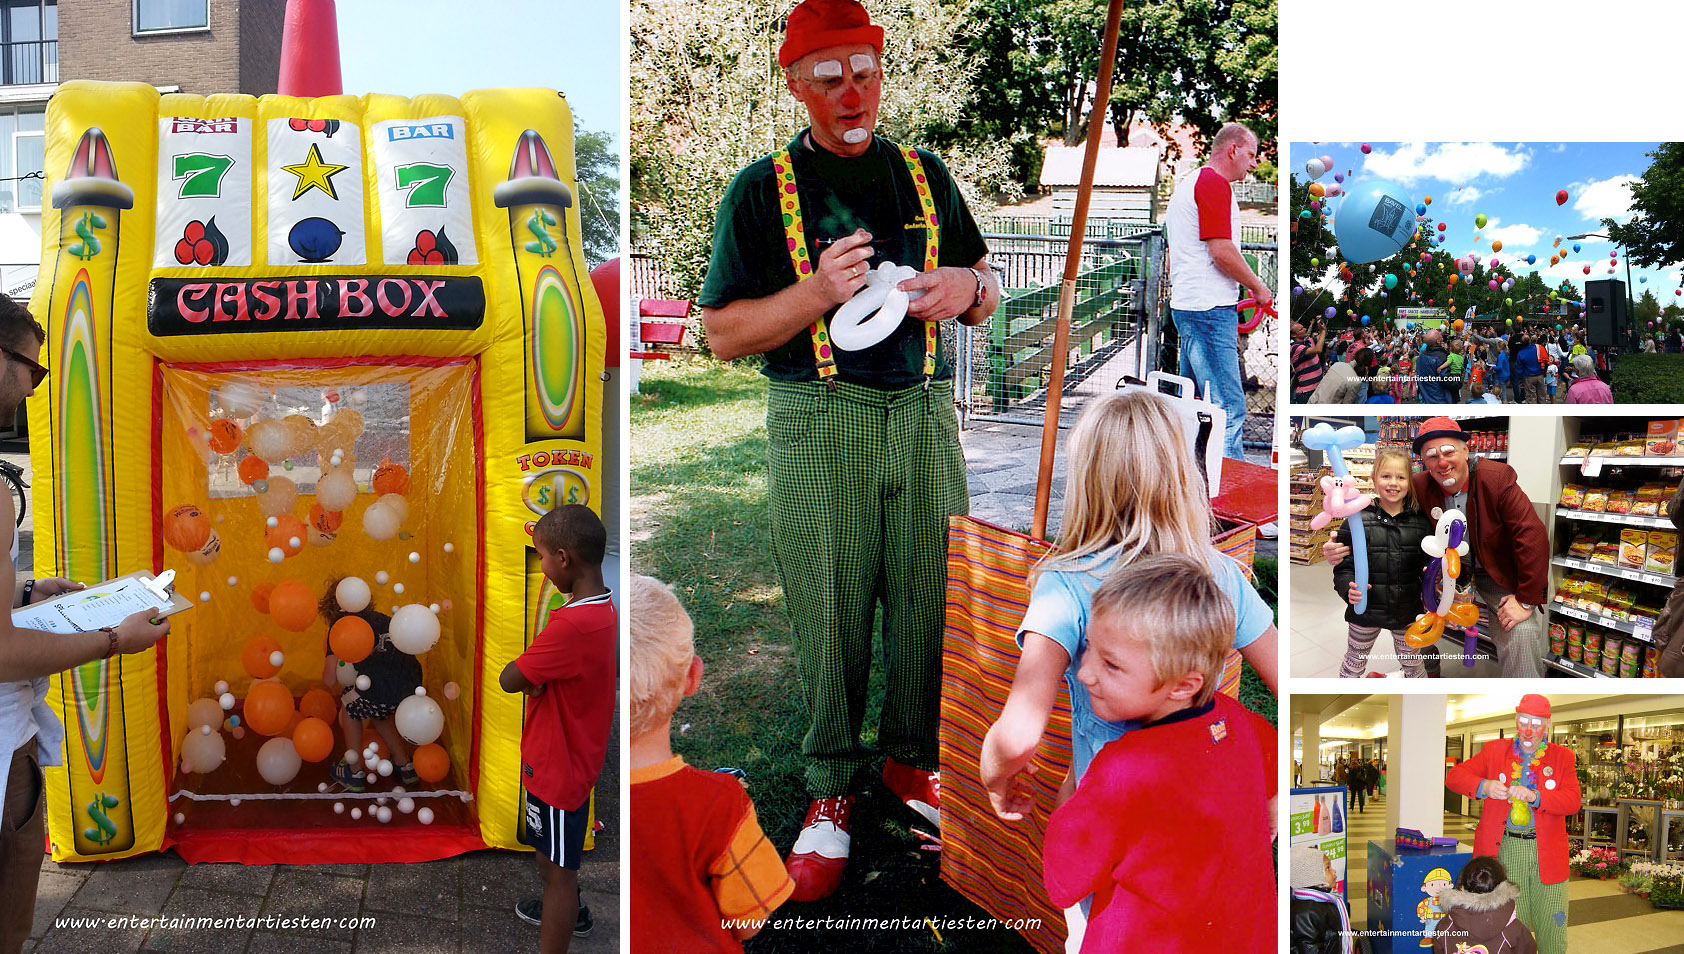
1443, 694, 1579, 954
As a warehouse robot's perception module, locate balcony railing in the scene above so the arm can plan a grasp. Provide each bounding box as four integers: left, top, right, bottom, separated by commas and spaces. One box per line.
3, 40, 56, 86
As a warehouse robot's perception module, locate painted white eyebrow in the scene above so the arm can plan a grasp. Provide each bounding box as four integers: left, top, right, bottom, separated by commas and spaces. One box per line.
812, 59, 843, 78
849, 53, 877, 73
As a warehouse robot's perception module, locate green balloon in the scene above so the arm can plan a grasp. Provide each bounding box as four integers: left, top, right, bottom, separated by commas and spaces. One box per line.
1311, 258, 1321, 268
1505, 298, 1512, 307
1475, 214, 1488, 228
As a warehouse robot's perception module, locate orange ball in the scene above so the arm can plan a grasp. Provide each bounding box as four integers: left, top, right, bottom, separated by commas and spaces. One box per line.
328, 616, 375, 664
307, 503, 342, 534
241, 634, 283, 679
265, 514, 309, 558
269, 579, 317, 632
372, 458, 411, 496
161, 504, 211, 552
207, 418, 242, 455
291, 717, 334, 762
412, 743, 449, 784
243, 679, 294, 736
250, 581, 275, 615
237, 455, 269, 486
299, 687, 338, 724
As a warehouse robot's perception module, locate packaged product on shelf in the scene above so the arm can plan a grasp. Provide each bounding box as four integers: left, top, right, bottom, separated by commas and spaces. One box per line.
1583, 488, 1609, 512
1644, 646, 1660, 677
1584, 627, 1604, 656
1608, 490, 1637, 515
1499, 431, 1508, 452
1620, 640, 1642, 678
1568, 637, 1585, 664
1560, 483, 1586, 509
1633, 484, 1666, 516
1606, 585, 1636, 617
1591, 538, 1620, 565
1566, 440, 1593, 457
1619, 528, 1648, 568
1645, 531, 1677, 574
1567, 623, 1584, 646
1590, 441, 1616, 458
1569, 532, 1598, 558
1600, 641, 1621, 676
1548, 622, 1567, 655
1619, 439, 1647, 458
1648, 420, 1678, 456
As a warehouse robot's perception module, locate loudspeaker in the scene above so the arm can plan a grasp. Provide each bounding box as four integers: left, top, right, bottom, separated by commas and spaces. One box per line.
1585, 278, 1627, 348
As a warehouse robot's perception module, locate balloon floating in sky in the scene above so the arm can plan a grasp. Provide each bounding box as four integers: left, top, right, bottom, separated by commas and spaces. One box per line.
1332, 179, 1418, 264
1641, 276, 1647, 283
1384, 274, 1398, 289
1556, 190, 1569, 206
1491, 240, 1503, 253
1474, 214, 1488, 229
1305, 158, 1326, 179
1573, 244, 1581, 253
1526, 255, 1535, 265
1361, 143, 1372, 154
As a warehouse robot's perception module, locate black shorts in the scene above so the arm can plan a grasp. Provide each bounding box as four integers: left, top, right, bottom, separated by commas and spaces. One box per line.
520, 789, 587, 870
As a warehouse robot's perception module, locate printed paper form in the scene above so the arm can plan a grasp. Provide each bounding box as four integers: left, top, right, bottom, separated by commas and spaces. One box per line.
12, 576, 176, 634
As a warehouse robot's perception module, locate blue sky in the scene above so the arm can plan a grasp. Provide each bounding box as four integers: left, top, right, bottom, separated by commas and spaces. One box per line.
337, 1, 622, 141
1289, 142, 1675, 302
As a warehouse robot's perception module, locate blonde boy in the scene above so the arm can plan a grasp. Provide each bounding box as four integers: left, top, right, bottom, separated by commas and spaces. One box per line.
1041, 554, 1276, 954
629, 575, 793, 951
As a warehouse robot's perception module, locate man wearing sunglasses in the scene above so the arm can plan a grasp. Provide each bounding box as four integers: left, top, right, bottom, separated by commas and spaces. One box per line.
0, 294, 171, 951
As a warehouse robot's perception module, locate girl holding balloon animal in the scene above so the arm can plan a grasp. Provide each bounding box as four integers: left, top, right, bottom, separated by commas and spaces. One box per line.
979, 390, 1279, 948
1329, 447, 1435, 678
322, 576, 423, 791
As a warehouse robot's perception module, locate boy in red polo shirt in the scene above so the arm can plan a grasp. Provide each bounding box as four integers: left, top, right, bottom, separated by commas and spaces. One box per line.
499, 505, 616, 954
629, 574, 793, 951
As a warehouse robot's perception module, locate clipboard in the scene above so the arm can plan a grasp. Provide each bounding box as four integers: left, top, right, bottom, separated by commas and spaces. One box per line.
12, 569, 195, 635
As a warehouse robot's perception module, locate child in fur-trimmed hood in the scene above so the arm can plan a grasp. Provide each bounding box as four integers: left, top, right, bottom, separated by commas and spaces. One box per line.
1432, 857, 1537, 954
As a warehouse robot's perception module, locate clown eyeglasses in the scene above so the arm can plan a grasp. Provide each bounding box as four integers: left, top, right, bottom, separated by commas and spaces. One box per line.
2, 348, 45, 388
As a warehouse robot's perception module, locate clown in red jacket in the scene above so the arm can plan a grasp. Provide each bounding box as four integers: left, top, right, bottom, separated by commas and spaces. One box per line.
1443, 694, 1579, 954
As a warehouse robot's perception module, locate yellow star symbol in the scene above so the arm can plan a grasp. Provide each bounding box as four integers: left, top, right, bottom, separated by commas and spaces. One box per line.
282, 143, 348, 201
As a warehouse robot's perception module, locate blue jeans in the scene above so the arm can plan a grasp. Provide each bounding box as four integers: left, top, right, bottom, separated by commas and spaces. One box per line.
1171, 306, 1247, 460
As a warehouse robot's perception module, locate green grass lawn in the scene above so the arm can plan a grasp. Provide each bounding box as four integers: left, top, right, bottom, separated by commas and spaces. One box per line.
631, 356, 1277, 953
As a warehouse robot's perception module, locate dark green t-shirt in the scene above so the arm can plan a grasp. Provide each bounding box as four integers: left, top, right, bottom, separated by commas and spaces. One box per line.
698, 130, 989, 389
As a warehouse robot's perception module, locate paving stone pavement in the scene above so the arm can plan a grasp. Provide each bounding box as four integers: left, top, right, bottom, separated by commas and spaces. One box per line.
2, 444, 620, 954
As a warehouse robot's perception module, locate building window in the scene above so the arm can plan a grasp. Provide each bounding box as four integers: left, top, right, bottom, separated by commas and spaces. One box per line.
134, 0, 207, 33
0, 107, 44, 212
1, 0, 55, 85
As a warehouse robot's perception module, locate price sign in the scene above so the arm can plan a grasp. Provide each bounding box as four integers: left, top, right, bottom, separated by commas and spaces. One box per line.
1582, 457, 1604, 478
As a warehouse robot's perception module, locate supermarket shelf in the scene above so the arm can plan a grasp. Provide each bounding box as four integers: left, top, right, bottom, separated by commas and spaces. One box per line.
1552, 555, 1675, 589
1549, 602, 1656, 644
1472, 452, 1508, 460
1561, 455, 1684, 467
1546, 655, 1612, 678
1556, 509, 1674, 530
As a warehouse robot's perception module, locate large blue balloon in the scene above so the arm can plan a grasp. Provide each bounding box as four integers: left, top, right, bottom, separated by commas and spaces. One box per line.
1526, 255, 1536, 265
1332, 179, 1417, 264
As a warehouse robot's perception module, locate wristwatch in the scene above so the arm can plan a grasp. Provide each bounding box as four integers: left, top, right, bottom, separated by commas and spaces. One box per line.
968, 267, 987, 309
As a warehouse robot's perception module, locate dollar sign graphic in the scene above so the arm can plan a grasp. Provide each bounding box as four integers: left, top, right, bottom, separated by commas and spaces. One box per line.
565, 485, 580, 504
524, 208, 558, 257
83, 792, 120, 845
69, 211, 106, 260
535, 485, 552, 508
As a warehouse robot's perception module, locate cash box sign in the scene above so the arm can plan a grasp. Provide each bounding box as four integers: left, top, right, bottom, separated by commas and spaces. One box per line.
147, 275, 485, 334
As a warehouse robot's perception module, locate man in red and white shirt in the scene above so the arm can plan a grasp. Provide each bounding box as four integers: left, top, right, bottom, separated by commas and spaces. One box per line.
1164, 123, 1274, 459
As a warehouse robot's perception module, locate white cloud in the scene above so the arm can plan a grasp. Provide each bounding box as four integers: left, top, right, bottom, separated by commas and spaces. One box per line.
1485, 222, 1542, 247
1550, 144, 1568, 154
1363, 142, 1531, 186
1572, 175, 1638, 222
1447, 186, 1484, 206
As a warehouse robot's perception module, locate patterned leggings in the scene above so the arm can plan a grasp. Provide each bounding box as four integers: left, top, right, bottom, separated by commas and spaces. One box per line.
1340, 623, 1427, 677
1498, 834, 1568, 954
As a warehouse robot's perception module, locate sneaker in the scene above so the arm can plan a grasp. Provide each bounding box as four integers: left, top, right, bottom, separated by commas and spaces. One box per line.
786, 796, 854, 902
330, 760, 366, 793
514, 896, 593, 937
574, 904, 593, 938
398, 762, 420, 787
882, 757, 940, 829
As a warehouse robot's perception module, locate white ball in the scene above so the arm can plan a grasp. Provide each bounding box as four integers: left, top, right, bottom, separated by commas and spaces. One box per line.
219, 379, 264, 417
335, 577, 371, 614
394, 694, 445, 746
350, 807, 362, 820
429, 603, 440, 614
356, 674, 371, 691
181, 728, 226, 773
187, 697, 223, 728
398, 797, 414, 814
288, 536, 301, 549
390, 603, 440, 655
199, 591, 211, 603
345, 749, 360, 766
333, 801, 345, 814
214, 680, 229, 694
317, 782, 328, 793
443, 543, 453, 554
378, 494, 409, 522
443, 682, 459, 701
366, 772, 378, 784
377, 759, 394, 777
353, 388, 368, 406
175, 813, 185, 825
266, 516, 279, 528
219, 692, 235, 710
257, 476, 298, 516
376, 797, 388, 807
362, 503, 400, 541
256, 737, 302, 786
226, 577, 238, 587
316, 467, 358, 513
229, 798, 240, 807
377, 806, 393, 823
269, 651, 283, 667
267, 547, 285, 563
393, 583, 404, 595
417, 807, 434, 825
201, 725, 212, 736
408, 551, 420, 564
393, 786, 406, 794
375, 571, 389, 585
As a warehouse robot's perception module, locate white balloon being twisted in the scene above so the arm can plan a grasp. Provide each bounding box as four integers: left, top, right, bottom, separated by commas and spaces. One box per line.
830, 261, 928, 351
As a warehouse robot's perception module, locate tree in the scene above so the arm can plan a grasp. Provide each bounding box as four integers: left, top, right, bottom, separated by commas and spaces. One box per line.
574, 123, 622, 269
1636, 288, 1662, 327
1605, 142, 1684, 268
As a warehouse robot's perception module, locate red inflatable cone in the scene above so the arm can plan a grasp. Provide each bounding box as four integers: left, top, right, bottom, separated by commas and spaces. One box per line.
277, 0, 342, 97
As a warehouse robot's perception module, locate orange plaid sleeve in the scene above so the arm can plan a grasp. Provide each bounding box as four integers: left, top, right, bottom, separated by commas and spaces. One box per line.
708, 799, 794, 923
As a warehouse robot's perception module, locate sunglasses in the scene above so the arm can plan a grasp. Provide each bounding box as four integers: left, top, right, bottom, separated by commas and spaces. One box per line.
2, 348, 46, 387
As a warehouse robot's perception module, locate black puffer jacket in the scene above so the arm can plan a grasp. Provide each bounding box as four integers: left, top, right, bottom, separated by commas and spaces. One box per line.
1290, 893, 1346, 954
1332, 504, 1433, 631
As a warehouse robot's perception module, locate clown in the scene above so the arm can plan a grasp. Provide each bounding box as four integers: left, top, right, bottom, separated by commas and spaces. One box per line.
1444, 694, 1580, 954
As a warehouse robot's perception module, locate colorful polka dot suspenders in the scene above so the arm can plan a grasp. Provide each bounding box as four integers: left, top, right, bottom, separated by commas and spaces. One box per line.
771, 144, 941, 382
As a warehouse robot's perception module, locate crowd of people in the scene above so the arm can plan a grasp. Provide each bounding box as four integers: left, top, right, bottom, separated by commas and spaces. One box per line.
1291, 319, 1622, 404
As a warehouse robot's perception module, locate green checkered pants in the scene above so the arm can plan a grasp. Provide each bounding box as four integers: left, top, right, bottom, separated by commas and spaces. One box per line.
766, 378, 969, 798
1498, 832, 1568, 954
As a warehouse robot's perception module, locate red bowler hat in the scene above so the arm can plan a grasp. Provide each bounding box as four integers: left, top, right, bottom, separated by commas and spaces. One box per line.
1515, 694, 1551, 719
779, 0, 884, 68
1411, 416, 1471, 455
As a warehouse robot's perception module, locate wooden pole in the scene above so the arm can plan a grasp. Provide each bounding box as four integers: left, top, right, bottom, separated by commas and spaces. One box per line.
1031, 0, 1127, 540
